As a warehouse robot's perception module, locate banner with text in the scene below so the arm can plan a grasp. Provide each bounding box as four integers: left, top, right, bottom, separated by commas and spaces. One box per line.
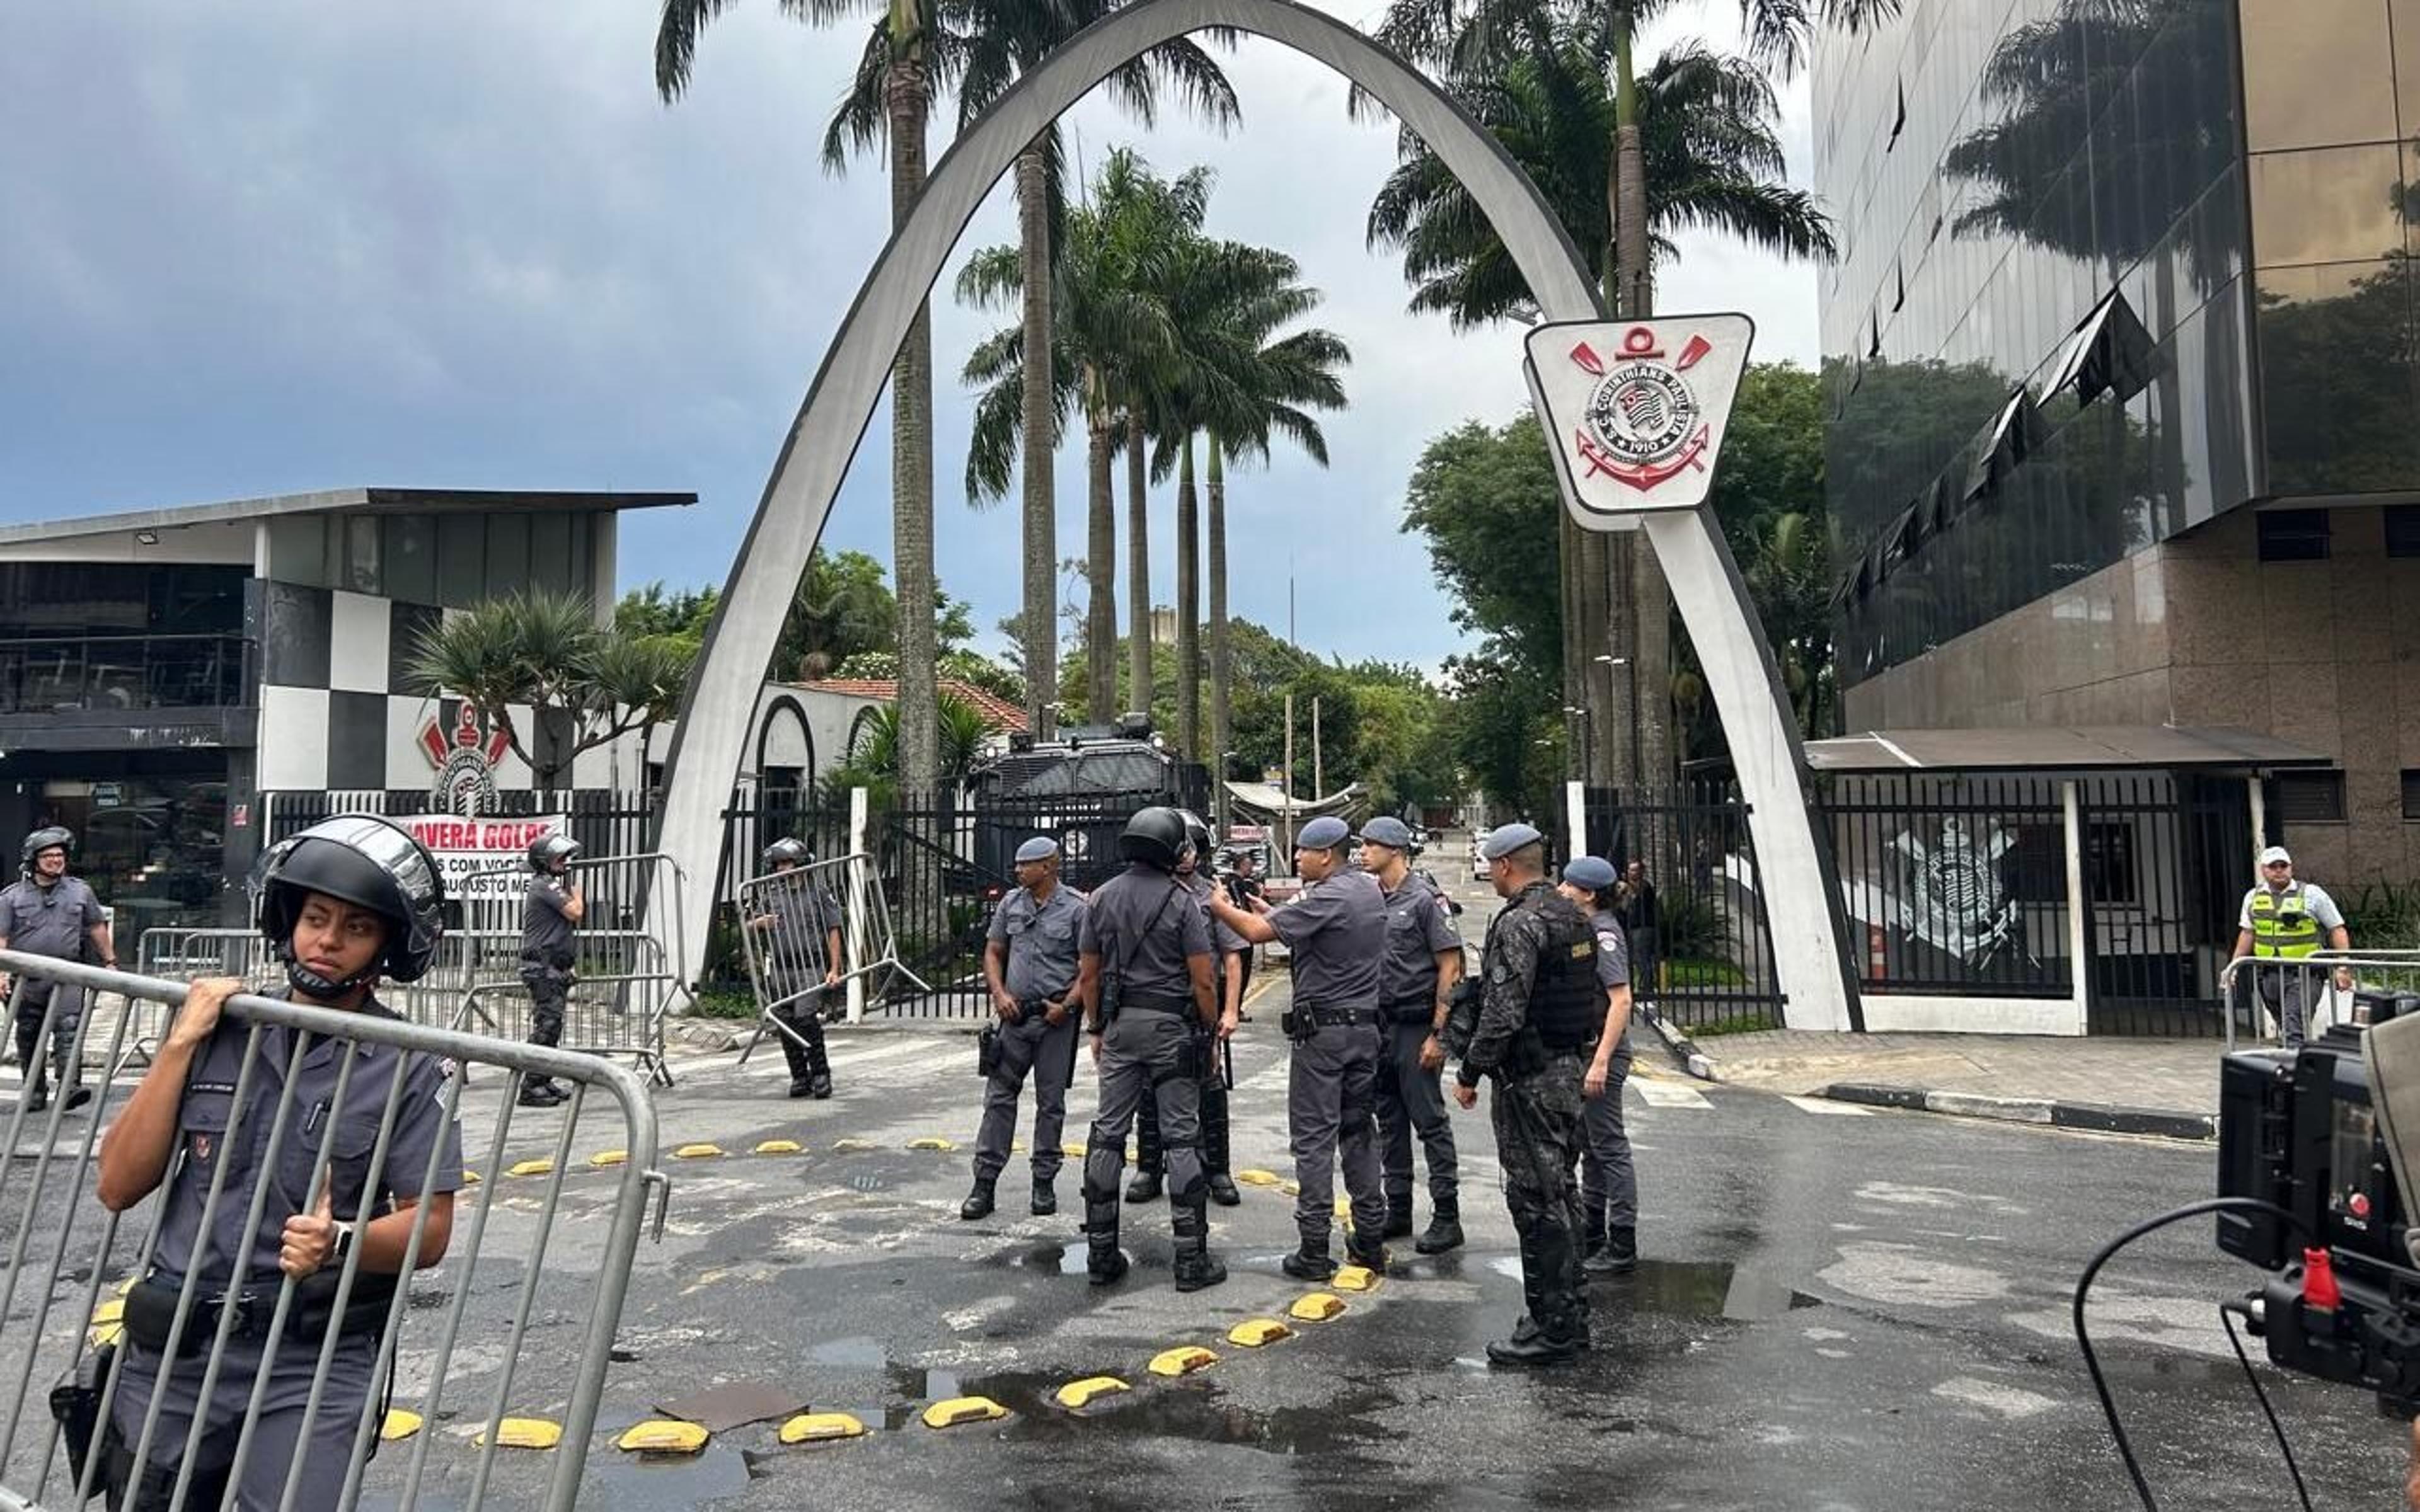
401, 814, 567, 904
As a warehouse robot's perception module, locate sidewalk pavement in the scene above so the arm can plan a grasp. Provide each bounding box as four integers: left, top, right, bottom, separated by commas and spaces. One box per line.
1663, 1024, 2227, 1140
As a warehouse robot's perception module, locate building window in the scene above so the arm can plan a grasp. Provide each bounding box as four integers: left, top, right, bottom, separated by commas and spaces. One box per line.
2276, 770, 2346, 823
2256, 509, 2331, 562
2404, 770, 2420, 820
2387, 505, 2420, 557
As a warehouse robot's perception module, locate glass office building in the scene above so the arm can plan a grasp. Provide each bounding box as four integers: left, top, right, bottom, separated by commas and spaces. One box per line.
1818, 0, 2420, 883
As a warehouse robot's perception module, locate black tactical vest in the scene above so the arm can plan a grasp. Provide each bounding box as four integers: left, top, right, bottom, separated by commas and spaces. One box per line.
1518, 886, 1601, 1050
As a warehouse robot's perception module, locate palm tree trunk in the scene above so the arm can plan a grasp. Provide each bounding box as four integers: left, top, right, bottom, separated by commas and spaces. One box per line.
1206, 433, 1231, 832
1173, 433, 1201, 761
886, 35, 939, 804
1085, 404, 1118, 724
1125, 418, 1152, 718
1610, 15, 1673, 793
1017, 143, 1057, 740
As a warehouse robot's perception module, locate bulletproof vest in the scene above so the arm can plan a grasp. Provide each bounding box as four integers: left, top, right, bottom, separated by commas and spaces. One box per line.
1518, 887, 1601, 1050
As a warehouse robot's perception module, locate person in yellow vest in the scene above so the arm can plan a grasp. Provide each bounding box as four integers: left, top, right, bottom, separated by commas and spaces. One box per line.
2231, 845, 2352, 1046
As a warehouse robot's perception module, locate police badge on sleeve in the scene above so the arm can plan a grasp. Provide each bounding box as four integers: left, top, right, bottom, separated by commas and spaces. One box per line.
1523, 314, 1754, 529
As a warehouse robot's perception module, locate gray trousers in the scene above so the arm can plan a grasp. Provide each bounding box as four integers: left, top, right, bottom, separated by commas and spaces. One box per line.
1374, 1016, 1457, 1211
2253, 961, 2317, 1045
1579, 1046, 1636, 1232
1288, 1018, 1388, 1247
974, 1011, 1079, 1183
9, 976, 85, 1083
1085, 1011, 1204, 1220
107, 1329, 377, 1510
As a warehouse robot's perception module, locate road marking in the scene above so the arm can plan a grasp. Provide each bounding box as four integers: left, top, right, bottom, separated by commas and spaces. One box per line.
1632, 1080, 1712, 1109
1784, 1095, 1873, 1116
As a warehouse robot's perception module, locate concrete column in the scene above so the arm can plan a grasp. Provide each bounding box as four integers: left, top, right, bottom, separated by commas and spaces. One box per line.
2062, 779, 2091, 1036
1565, 780, 1587, 865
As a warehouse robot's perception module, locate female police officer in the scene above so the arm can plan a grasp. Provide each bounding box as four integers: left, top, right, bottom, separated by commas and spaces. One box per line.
93, 815, 463, 1508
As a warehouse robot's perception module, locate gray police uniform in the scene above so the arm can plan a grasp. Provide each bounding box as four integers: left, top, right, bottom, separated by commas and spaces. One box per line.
1373, 873, 1461, 1220
763, 875, 843, 1089
3, 873, 103, 1092
517, 876, 576, 1051
1080, 864, 1213, 1246
1269, 868, 1390, 1256
1581, 907, 1636, 1238
1132, 873, 1246, 1184
107, 995, 464, 1507
974, 881, 1085, 1184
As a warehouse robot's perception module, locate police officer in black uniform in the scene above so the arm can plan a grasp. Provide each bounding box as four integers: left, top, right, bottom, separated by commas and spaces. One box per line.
1444, 822, 1599, 1366
2, 825, 115, 1113
962, 835, 1085, 1219
516, 833, 582, 1108
1127, 811, 1245, 1208
1075, 808, 1227, 1292
747, 838, 844, 1098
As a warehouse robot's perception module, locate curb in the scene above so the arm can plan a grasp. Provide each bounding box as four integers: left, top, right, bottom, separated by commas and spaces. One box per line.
1640, 1009, 1718, 1084
1818, 1082, 2215, 1142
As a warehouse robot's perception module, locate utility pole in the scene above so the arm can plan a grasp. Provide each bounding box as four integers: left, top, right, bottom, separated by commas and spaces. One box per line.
1283, 691, 1296, 859
1311, 696, 1323, 801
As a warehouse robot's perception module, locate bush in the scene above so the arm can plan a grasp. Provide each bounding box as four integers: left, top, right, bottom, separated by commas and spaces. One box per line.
1656, 890, 1731, 965
2344, 883, 2420, 951
692, 985, 761, 1020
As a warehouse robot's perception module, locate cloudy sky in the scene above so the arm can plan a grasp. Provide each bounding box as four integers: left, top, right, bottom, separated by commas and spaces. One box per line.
0, 2, 1819, 673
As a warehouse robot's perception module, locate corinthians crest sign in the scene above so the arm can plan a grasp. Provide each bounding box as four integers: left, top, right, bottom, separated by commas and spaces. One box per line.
1523, 313, 1754, 528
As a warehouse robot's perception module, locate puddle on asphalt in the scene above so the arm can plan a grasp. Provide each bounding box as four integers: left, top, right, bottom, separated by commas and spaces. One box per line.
1000, 1241, 1095, 1277
1485, 1256, 1822, 1322
579, 1443, 752, 1509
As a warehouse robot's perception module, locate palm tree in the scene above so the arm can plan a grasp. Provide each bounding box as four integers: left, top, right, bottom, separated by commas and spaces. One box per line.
1366, 0, 1889, 790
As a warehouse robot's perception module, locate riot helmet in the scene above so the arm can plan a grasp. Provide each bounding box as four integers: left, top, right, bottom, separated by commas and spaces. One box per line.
20, 826, 73, 881
256, 815, 447, 995
528, 833, 582, 874
1177, 810, 1214, 871
1119, 807, 1187, 871
763, 837, 812, 871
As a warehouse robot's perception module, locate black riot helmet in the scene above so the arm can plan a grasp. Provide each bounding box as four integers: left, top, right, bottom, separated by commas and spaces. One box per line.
256, 815, 447, 995
528, 833, 582, 874
20, 825, 74, 880
1118, 806, 1187, 871
763, 837, 812, 871
1177, 810, 1214, 861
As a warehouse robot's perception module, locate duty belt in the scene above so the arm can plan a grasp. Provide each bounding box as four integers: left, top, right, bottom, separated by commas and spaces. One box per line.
1298, 1003, 1376, 1028
1123, 995, 1194, 1016
1382, 996, 1435, 1023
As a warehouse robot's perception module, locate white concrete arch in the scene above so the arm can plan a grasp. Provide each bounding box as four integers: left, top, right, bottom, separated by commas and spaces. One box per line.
648, 0, 1859, 1031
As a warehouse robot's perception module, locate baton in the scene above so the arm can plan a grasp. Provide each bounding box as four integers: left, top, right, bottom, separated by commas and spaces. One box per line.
1220, 1036, 1235, 1092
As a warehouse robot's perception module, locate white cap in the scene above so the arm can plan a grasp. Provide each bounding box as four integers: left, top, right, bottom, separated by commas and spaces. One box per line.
2259, 845, 2292, 867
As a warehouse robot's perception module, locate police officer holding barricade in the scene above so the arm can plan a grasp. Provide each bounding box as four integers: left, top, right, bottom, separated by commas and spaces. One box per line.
1358, 815, 1465, 1254
1075, 808, 1227, 1292
1559, 855, 1638, 1276
515, 834, 584, 1108
748, 838, 844, 1099
3, 826, 115, 1113
89, 815, 463, 1506
962, 836, 1085, 1220
1443, 823, 1598, 1366
1209, 814, 1392, 1280
1128, 811, 1245, 1208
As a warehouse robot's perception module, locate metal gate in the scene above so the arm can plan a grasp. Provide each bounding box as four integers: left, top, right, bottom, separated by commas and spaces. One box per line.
1580, 784, 1785, 1034
2078, 773, 2250, 1036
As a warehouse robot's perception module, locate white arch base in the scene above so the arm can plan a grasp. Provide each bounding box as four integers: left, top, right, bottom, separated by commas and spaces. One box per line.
645, 0, 1860, 1034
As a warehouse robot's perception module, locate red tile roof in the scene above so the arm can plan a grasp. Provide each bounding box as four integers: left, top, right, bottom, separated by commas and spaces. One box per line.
798, 677, 1029, 735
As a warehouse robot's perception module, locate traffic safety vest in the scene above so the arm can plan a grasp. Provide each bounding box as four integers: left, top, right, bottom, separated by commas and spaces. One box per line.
2249, 885, 2321, 959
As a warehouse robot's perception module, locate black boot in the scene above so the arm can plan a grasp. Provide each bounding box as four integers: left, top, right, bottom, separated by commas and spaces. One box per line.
1586, 1223, 1637, 1276
1124, 1167, 1163, 1203
1126, 1097, 1163, 1201
1415, 1197, 1465, 1256
1347, 1233, 1392, 1275
14, 1018, 44, 1111
23, 1071, 47, 1114
1030, 1177, 1057, 1217
51, 1036, 88, 1113
1487, 1326, 1582, 1367
804, 1021, 833, 1099
1171, 1196, 1228, 1293
778, 1016, 816, 1097
1083, 1159, 1126, 1284
516, 1077, 566, 1108
1383, 1201, 1414, 1240
1281, 1234, 1337, 1282
1200, 1091, 1240, 1206
959, 1177, 996, 1220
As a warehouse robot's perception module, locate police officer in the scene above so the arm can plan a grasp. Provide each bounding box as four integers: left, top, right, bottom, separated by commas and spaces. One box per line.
1444, 823, 1598, 1366
1128, 811, 1245, 1208
747, 838, 844, 1098
1558, 855, 1637, 1276
1, 826, 115, 1113
1209, 814, 1391, 1280
1221, 845, 1266, 1009
516, 834, 584, 1108
1358, 815, 1465, 1254
1075, 807, 1227, 1292
93, 815, 463, 1508
962, 836, 1085, 1220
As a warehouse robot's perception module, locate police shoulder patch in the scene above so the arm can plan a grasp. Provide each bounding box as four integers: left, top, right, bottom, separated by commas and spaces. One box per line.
1597, 931, 1622, 951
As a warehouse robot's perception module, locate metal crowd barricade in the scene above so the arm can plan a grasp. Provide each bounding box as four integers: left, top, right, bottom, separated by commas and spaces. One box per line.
733, 853, 928, 1065
0, 950, 667, 1512
2217, 951, 2420, 1050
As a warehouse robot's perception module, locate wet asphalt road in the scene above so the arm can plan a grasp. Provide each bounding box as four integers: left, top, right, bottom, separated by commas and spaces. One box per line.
422, 972, 2409, 1512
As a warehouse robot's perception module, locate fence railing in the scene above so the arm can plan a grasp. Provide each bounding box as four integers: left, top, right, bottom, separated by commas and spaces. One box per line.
0, 950, 666, 1512
1578, 783, 1785, 1034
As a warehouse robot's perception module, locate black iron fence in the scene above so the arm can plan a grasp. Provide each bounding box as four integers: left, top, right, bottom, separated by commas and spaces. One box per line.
2079, 774, 2249, 1036
1579, 783, 1785, 1034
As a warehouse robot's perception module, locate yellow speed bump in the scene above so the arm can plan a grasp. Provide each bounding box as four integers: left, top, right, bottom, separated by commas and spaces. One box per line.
754, 1138, 804, 1156
91, 1298, 124, 1327
380, 1408, 424, 1443
506, 1159, 555, 1179
1053, 1376, 1129, 1411
618, 1419, 710, 1455
462, 1169, 481, 1185
475, 1418, 562, 1450
1288, 1292, 1347, 1322
589, 1149, 628, 1168
1227, 1319, 1294, 1348
832, 1138, 878, 1153
1233, 1169, 1282, 1188
674, 1143, 725, 1160
89, 1297, 125, 1348
906, 1137, 957, 1152
1332, 1265, 1380, 1293
89, 1322, 122, 1349
779, 1411, 867, 1444
1279, 1180, 1301, 1196
921, 1396, 1008, 1429
1146, 1346, 1218, 1378
1059, 1143, 1086, 1160
1334, 1198, 1352, 1222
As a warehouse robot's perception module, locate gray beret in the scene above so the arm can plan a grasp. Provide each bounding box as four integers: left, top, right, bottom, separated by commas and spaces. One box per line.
1480, 823, 1545, 861
1014, 836, 1061, 864
1297, 815, 1352, 850
1563, 855, 1617, 890
1359, 816, 1415, 849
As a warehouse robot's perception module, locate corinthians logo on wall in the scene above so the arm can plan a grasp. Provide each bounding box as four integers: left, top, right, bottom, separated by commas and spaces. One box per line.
1523, 313, 1754, 527
418, 701, 512, 815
